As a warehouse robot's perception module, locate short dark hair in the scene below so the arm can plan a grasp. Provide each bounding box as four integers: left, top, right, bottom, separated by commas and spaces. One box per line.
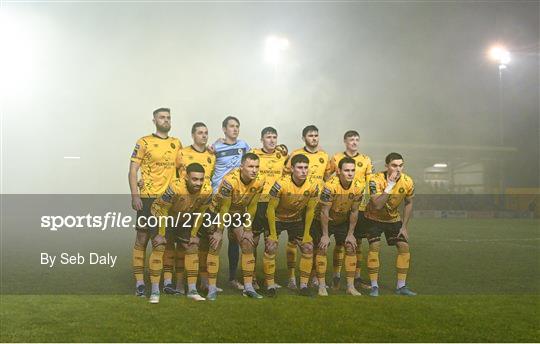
385, 152, 404, 164
338, 157, 356, 170
191, 122, 207, 134
153, 108, 170, 117
291, 154, 309, 166
241, 152, 260, 164
222, 116, 240, 128
186, 163, 205, 174
343, 130, 359, 140
261, 126, 277, 138
302, 125, 318, 138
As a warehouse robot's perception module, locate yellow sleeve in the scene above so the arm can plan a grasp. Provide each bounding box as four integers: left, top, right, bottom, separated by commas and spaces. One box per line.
130, 138, 146, 164
217, 197, 231, 232
176, 149, 185, 172
302, 196, 318, 243
191, 204, 210, 237
283, 156, 292, 175
245, 193, 261, 231
266, 197, 279, 241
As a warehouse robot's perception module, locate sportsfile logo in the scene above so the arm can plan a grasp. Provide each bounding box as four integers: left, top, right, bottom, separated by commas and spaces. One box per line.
40, 212, 253, 231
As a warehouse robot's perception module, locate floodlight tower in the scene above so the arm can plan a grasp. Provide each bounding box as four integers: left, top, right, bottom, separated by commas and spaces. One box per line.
489, 45, 510, 146
488, 45, 511, 194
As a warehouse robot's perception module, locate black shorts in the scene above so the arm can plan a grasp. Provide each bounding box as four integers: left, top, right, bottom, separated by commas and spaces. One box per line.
167, 216, 197, 244
252, 202, 269, 236
264, 221, 309, 242
136, 197, 156, 231
365, 219, 406, 246
354, 211, 369, 240
310, 220, 348, 245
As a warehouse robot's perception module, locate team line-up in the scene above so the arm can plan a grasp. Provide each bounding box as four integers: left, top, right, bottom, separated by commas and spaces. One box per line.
128, 108, 416, 303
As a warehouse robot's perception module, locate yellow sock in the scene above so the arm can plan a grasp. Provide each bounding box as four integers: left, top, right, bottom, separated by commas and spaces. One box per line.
315, 254, 327, 285
332, 244, 345, 276
149, 244, 165, 285
263, 252, 276, 287
175, 247, 185, 285
286, 241, 297, 279
132, 244, 145, 283
162, 245, 175, 282
345, 252, 357, 286
367, 244, 380, 284
198, 250, 208, 283
207, 248, 220, 287
185, 252, 199, 286
355, 249, 363, 278
396, 246, 410, 283
241, 252, 255, 286
299, 253, 313, 286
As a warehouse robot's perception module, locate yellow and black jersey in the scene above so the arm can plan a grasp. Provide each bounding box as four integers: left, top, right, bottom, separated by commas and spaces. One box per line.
269, 175, 320, 222
151, 178, 213, 217
283, 147, 332, 187
131, 134, 182, 197
330, 151, 373, 211
176, 145, 216, 183
210, 168, 265, 214
330, 152, 373, 181
365, 172, 415, 223
251, 148, 288, 202
318, 176, 365, 225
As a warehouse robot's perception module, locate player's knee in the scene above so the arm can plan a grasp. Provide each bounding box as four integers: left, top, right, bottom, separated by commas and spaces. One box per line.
135, 231, 149, 247
240, 240, 253, 253
369, 242, 380, 253
396, 242, 409, 254
185, 244, 198, 255
301, 243, 313, 254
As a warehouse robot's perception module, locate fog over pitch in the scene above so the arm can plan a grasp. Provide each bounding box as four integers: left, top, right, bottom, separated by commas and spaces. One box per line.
1, 2, 538, 193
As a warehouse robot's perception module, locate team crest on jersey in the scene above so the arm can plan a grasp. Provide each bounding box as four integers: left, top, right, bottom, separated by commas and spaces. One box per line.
250, 187, 257, 193
276, 153, 281, 159
207, 157, 212, 163
348, 193, 355, 200
357, 162, 363, 168
319, 158, 324, 164
399, 187, 405, 193
238, 148, 243, 154
303, 190, 310, 196
171, 143, 176, 149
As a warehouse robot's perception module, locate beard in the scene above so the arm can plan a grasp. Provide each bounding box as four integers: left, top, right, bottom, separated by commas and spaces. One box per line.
156, 123, 171, 133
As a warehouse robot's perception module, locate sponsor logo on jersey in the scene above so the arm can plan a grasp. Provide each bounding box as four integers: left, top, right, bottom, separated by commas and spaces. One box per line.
171, 143, 176, 149
319, 158, 324, 164
399, 187, 405, 194
357, 162, 363, 167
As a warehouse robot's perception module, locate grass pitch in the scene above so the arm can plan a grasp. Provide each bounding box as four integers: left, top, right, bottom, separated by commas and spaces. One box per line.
1, 219, 539, 342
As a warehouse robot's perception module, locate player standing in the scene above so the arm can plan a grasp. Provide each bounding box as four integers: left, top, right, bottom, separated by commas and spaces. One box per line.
211, 116, 250, 290
283, 125, 331, 289
329, 130, 373, 290
364, 152, 417, 297
128, 108, 182, 302
162, 122, 216, 295
251, 127, 288, 288
312, 157, 365, 296
265, 154, 319, 297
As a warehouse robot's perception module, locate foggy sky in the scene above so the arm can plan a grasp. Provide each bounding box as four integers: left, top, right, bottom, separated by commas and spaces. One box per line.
1, 1, 538, 193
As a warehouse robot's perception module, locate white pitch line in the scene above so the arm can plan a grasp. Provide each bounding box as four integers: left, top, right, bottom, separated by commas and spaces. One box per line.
63, 156, 81, 159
